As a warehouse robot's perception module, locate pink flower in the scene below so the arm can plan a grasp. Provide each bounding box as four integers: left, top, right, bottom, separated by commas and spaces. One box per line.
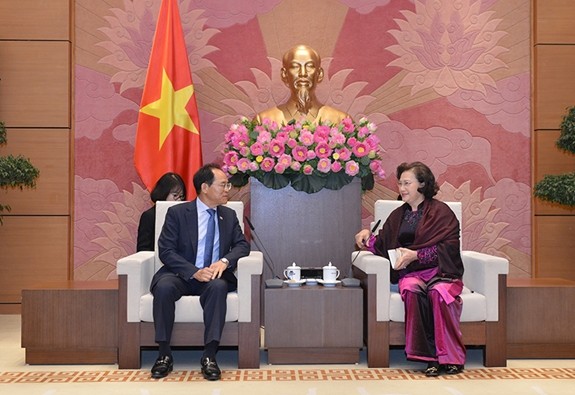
249, 161, 259, 171
365, 134, 380, 149
278, 154, 292, 167
352, 142, 369, 157
290, 161, 302, 171
370, 160, 386, 178
299, 130, 314, 146
239, 146, 250, 157
225, 127, 249, 149
307, 150, 317, 160
275, 131, 289, 143
345, 161, 360, 176
250, 142, 264, 156
303, 164, 314, 175
287, 138, 297, 148
336, 147, 351, 161
314, 142, 332, 159
331, 161, 343, 173
269, 139, 285, 157
342, 117, 354, 133
237, 158, 251, 172
317, 158, 331, 173
313, 125, 330, 143
347, 137, 358, 147
260, 157, 275, 172
256, 130, 272, 144
223, 151, 239, 166
291, 146, 308, 162
329, 131, 346, 146
274, 163, 286, 174
357, 126, 370, 138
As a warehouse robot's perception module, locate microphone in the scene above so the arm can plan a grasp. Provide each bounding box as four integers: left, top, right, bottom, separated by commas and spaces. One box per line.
345, 219, 382, 287
244, 216, 283, 287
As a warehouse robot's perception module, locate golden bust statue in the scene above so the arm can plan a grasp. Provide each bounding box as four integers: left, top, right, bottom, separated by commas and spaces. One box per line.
256, 45, 349, 125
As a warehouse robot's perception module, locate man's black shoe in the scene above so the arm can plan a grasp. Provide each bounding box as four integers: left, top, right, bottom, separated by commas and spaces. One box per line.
200, 356, 221, 381
151, 355, 173, 379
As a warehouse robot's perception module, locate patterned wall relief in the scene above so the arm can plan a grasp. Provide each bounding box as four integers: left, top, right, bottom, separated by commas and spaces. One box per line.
74, 0, 531, 281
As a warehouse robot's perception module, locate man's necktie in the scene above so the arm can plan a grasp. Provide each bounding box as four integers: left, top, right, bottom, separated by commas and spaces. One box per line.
203, 209, 216, 268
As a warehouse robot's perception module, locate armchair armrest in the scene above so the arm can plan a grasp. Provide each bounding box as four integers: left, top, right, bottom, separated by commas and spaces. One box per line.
237, 251, 263, 323
117, 251, 155, 322
352, 251, 391, 322
461, 250, 509, 321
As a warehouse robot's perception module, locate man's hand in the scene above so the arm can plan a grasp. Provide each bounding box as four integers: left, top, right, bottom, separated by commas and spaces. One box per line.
193, 268, 214, 282
192, 260, 229, 282
208, 259, 229, 280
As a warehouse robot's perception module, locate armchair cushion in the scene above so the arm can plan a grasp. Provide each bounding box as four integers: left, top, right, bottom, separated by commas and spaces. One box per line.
140, 293, 239, 322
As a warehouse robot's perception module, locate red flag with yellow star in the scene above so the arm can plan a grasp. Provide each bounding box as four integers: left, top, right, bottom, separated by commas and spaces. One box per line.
135, 0, 202, 200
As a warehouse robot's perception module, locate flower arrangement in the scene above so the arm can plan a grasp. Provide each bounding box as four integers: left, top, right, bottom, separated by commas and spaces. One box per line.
221, 117, 386, 194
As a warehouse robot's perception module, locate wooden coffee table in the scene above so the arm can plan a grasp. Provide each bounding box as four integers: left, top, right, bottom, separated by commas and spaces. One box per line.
264, 283, 363, 364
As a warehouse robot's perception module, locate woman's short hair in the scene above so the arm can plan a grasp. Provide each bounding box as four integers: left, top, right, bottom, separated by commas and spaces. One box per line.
396, 161, 439, 199
193, 163, 222, 194
150, 173, 186, 202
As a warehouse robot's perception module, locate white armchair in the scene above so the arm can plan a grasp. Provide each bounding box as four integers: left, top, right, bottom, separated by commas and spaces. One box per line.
117, 201, 263, 369
352, 200, 508, 368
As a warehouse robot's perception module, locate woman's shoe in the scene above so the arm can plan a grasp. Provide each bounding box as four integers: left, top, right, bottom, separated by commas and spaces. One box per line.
444, 364, 464, 375
424, 362, 440, 377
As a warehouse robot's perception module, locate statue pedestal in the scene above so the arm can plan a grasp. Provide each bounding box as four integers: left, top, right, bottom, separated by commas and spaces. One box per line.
250, 178, 361, 279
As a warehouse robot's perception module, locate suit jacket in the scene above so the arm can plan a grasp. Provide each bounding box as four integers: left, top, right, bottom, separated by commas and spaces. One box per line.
137, 205, 156, 252
151, 199, 250, 291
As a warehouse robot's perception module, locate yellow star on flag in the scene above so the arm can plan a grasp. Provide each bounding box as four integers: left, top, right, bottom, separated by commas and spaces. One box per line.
140, 68, 198, 148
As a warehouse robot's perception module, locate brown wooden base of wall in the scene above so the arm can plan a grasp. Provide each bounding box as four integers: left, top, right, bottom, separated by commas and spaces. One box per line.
506, 277, 575, 359
15, 277, 575, 364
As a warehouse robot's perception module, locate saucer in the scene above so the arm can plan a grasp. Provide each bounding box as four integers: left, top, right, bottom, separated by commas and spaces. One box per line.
317, 279, 341, 287
305, 278, 318, 286
283, 279, 306, 287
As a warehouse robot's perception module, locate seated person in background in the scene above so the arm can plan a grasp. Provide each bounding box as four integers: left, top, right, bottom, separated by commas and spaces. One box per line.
150, 163, 250, 381
354, 162, 465, 377
256, 44, 349, 125
137, 172, 186, 251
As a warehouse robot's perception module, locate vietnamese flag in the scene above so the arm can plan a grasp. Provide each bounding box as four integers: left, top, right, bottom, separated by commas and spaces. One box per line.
134, 0, 202, 200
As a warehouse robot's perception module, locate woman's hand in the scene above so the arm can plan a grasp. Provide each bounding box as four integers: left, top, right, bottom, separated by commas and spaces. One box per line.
354, 229, 371, 249
394, 247, 417, 270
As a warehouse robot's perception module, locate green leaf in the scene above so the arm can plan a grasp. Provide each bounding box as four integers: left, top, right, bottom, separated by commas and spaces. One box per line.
0, 155, 40, 189
255, 172, 291, 190
361, 173, 375, 191
534, 173, 575, 207
229, 172, 249, 188
324, 171, 353, 190
0, 121, 6, 145
290, 173, 327, 194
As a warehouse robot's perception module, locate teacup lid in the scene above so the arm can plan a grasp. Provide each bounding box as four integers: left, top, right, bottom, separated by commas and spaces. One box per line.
289, 262, 300, 269
323, 261, 337, 270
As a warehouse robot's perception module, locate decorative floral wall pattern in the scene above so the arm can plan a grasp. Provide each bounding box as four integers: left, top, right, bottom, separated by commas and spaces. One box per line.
74, 0, 531, 280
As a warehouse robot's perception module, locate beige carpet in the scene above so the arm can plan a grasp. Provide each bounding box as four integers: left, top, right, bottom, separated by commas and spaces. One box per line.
2, 315, 574, 394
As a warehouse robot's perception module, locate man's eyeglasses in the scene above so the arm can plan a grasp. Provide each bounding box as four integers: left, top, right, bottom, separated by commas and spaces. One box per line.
214, 182, 232, 192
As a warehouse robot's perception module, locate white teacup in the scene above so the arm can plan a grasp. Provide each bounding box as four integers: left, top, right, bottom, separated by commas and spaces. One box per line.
283, 263, 301, 281
322, 262, 340, 282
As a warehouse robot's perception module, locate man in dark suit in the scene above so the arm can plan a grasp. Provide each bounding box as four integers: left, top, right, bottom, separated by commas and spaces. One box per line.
150, 163, 250, 381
